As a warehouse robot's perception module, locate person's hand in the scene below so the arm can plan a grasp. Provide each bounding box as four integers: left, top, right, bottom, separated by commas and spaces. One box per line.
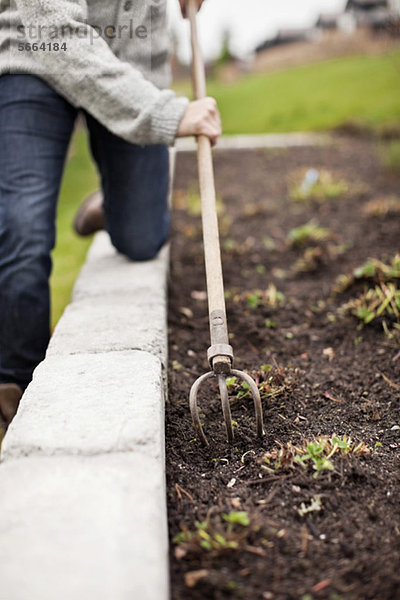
177, 97, 222, 146
179, 0, 205, 18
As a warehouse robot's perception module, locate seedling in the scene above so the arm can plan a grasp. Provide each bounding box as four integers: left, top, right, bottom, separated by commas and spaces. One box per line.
173, 520, 239, 552
262, 435, 371, 478
334, 255, 400, 293
294, 441, 335, 475
288, 168, 350, 203
286, 219, 347, 274
342, 282, 400, 337
173, 511, 253, 558
222, 511, 250, 528
335, 256, 400, 337
227, 364, 296, 403
237, 284, 285, 308
287, 219, 335, 247
354, 256, 400, 282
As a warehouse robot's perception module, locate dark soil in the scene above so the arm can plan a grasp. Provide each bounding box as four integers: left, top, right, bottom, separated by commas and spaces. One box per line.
167, 136, 400, 600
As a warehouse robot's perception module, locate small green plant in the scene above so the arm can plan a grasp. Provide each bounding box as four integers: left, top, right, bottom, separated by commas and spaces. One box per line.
294, 440, 335, 475
335, 256, 400, 337
173, 511, 254, 558
222, 511, 250, 527
226, 364, 296, 404
334, 255, 400, 293
173, 520, 239, 552
286, 219, 347, 274
237, 284, 285, 308
225, 376, 237, 389
342, 282, 400, 337
262, 435, 371, 479
246, 291, 262, 308
354, 256, 400, 281
288, 168, 350, 203
333, 254, 400, 294
287, 219, 335, 247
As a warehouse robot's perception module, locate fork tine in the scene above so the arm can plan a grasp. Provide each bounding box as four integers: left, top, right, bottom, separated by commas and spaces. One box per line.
189, 369, 264, 445
189, 371, 214, 446
231, 369, 265, 438
218, 375, 234, 443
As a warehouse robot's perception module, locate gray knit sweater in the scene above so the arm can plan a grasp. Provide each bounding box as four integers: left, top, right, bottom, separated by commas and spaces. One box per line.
0, 0, 189, 145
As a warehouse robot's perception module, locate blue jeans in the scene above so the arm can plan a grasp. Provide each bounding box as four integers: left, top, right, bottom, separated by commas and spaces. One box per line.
0, 74, 170, 389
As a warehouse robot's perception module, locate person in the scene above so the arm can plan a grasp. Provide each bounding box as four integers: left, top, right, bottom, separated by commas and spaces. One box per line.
0, 0, 222, 424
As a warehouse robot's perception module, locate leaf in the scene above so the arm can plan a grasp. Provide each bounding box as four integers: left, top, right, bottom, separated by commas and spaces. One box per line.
222, 511, 250, 526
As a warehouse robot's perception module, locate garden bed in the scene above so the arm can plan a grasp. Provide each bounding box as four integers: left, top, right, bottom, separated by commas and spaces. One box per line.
167, 136, 400, 600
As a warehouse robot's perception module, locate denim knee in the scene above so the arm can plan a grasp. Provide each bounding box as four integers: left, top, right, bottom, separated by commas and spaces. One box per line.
110, 230, 168, 262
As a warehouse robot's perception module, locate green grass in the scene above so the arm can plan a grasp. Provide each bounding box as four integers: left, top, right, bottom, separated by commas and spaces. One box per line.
175, 51, 400, 134
50, 128, 98, 328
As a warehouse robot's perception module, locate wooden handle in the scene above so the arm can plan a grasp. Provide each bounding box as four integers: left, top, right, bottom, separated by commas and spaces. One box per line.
187, 0, 231, 373
187, 0, 207, 100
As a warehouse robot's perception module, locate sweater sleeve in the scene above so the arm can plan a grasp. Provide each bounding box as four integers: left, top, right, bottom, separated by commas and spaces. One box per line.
14, 0, 189, 146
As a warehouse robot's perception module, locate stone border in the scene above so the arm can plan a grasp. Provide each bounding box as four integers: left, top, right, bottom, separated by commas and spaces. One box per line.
176, 131, 332, 152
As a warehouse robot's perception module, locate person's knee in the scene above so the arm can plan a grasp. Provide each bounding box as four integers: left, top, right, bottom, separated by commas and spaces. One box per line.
111, 231, 167, 262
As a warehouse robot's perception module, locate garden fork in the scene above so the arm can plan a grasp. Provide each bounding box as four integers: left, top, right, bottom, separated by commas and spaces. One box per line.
187, 0, 264, 446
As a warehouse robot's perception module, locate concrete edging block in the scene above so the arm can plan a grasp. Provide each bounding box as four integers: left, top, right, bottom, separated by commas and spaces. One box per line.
72, 233, 169, 304
2, 350, 165, 460
0, 454, 169, 600
47, 299, 167, 363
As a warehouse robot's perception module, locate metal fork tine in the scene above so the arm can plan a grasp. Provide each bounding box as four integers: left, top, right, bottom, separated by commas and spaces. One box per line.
231, 369, 265, 438
218, 375, 234, 443
189, 370, 264, 445
189, 372, 214, 446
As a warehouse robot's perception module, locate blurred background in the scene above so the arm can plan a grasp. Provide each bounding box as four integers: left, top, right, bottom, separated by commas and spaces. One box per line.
169, 0, 399, 62
52, 0, 400, 327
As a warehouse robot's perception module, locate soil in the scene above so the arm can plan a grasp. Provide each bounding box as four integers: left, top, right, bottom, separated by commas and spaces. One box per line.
167, 136, 400, 600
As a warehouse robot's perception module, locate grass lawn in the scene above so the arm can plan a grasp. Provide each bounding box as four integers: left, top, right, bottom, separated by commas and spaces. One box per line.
52, 51, 400, 327
175, 51, 400, 134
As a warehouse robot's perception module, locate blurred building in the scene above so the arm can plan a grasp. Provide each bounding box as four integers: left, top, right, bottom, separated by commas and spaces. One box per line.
255, 0, 399, 56
170, 0, 399, 79
345, 0, 400, 31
